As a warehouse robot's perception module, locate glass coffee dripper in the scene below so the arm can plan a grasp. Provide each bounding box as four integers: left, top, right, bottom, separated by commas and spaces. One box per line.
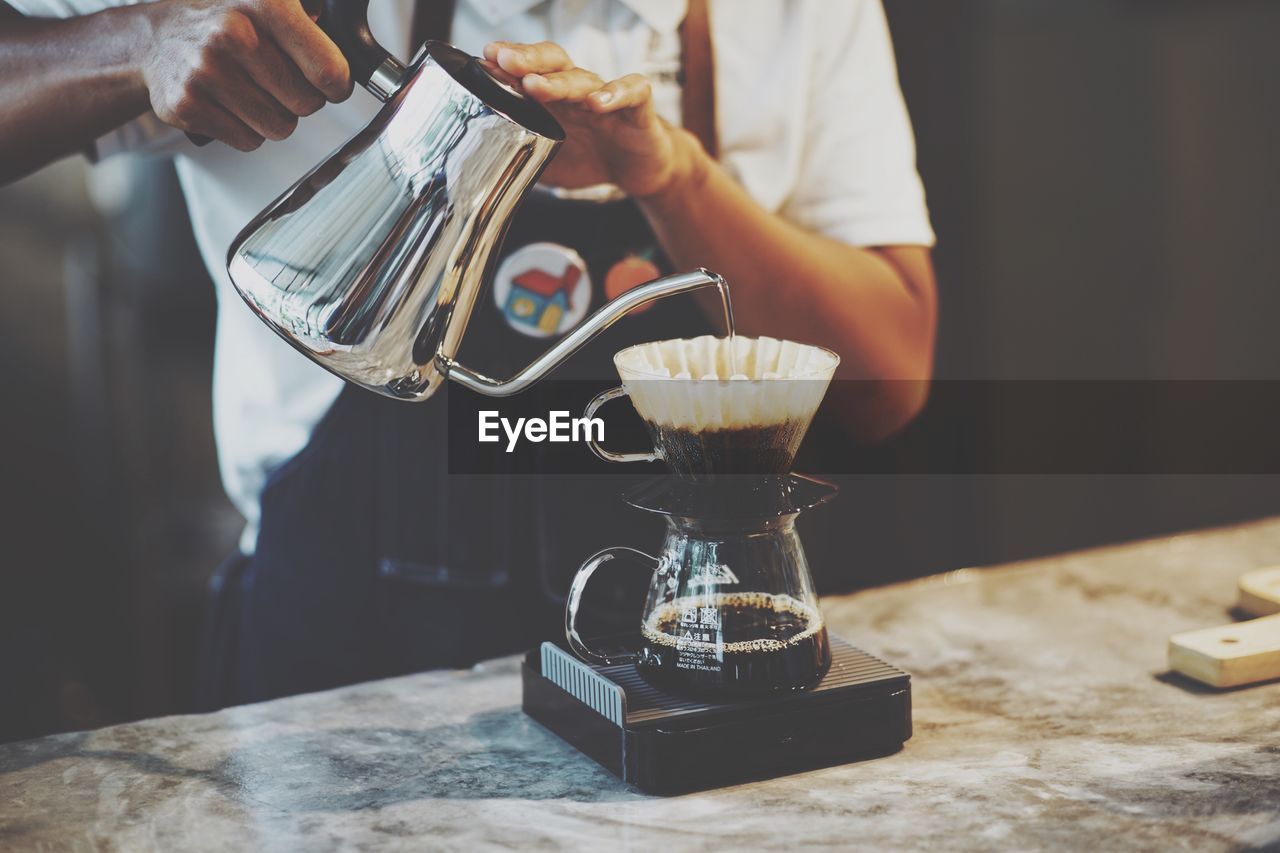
584, 336, 839, 476
565, 475, 838, 696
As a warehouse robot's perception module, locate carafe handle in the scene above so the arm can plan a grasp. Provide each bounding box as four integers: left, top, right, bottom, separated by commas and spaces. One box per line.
565, 547, 659, 666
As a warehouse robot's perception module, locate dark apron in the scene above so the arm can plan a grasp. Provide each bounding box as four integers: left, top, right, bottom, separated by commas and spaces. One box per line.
197, 191, 715, 709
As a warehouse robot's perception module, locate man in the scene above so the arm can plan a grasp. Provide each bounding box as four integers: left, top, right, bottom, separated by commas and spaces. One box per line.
0, 0, 936, 706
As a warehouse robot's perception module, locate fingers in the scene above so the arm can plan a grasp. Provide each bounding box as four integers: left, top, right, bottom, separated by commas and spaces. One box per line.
586, 73, 652, 114
480, 40, 655, 118
483, 40, 573, 77
239, 34, 327, 117
252, 0, 351, 102
199, 62, 299, 142
521, 68, 605, 103
476, 58, 523, 91
175, 93, 265, 152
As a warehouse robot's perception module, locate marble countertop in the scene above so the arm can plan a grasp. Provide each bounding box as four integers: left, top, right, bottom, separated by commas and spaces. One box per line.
4, 520, 1280, 851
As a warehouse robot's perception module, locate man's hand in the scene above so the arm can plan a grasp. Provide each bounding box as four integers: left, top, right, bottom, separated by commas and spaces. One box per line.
482, 41, 705, 198
139, 0, 351, 151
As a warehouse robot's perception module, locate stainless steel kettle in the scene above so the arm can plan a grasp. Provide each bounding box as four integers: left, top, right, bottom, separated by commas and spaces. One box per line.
226, 0, 724, 401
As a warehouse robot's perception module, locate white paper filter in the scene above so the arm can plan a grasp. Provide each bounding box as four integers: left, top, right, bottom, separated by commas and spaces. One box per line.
615, 336, 839, 430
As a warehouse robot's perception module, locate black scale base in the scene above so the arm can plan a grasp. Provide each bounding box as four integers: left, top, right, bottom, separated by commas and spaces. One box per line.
521, 637, 912, 795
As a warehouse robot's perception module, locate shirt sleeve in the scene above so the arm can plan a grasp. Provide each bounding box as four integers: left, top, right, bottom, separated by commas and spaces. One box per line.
779, 0, 935, 249
7, 0, 186, 159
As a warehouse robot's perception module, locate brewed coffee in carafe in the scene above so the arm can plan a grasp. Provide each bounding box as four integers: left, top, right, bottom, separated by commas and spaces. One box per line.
642, 591, 828, 694
636, 476, 837, 695
567, 472, 840, 696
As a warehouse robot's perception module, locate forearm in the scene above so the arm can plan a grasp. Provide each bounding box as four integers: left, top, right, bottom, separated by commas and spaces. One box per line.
639, 132, 937, 440
0, 7, 152, 184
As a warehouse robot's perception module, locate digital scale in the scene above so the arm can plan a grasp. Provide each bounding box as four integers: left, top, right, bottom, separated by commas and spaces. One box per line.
522, 636, 912, 795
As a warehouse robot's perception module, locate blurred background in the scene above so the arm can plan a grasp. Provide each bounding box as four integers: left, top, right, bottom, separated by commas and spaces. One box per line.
2, 0, 1278, 742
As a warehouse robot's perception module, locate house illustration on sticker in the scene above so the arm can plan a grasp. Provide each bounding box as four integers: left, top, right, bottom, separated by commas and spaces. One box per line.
503, 264, 582, 335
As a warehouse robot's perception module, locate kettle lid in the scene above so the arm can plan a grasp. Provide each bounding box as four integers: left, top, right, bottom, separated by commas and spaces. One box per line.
416, 41, 566, 142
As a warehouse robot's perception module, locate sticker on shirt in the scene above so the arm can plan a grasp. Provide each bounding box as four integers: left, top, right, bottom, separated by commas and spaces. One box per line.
605, 251, 663, 315
493, 242, 592, 338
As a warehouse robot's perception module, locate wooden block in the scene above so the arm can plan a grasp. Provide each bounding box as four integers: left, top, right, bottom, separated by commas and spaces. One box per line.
1168, 614, 1280, 688
1238, 567, 1280, 617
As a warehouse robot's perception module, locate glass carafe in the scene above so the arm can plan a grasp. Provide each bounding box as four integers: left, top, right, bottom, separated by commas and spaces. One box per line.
565, 476, 836, 697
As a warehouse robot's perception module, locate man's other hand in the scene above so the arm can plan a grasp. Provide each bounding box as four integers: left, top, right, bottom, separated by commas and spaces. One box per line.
481, 40, 703, 199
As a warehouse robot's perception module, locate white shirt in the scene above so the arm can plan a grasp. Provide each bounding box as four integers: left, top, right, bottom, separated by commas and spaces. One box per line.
14, 0, 934, 553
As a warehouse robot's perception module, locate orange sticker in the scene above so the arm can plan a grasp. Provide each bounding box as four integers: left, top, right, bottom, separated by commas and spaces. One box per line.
605, 255, 663, 314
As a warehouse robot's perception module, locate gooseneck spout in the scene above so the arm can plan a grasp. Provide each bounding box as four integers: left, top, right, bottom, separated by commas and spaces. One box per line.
441, 269, 727, 398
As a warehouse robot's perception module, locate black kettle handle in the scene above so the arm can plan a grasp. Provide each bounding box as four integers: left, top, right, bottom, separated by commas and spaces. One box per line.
186, 0, 394, 146
316, 0, 394, 88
